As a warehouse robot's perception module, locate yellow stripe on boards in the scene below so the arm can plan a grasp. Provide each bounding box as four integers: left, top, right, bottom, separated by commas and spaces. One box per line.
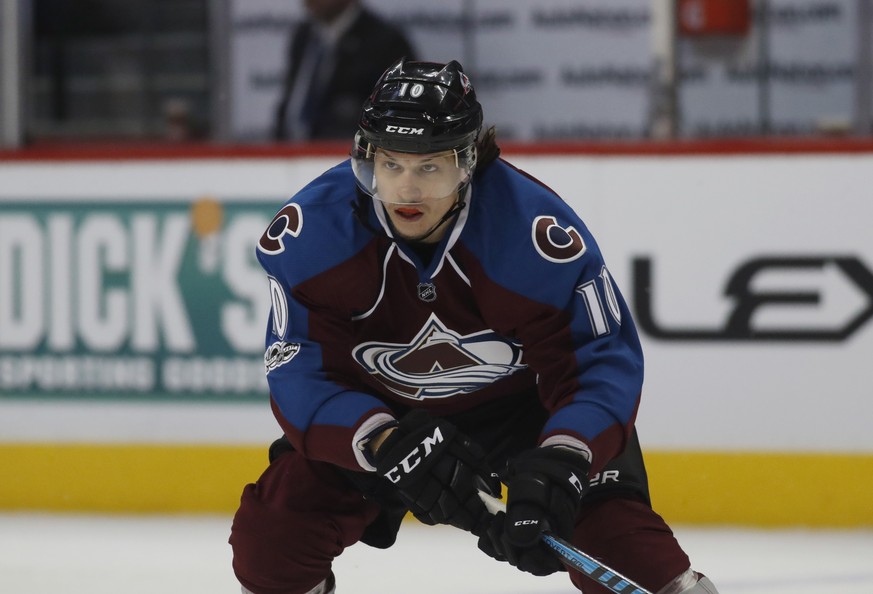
2, 445, 871, 526
0, 444, 265, 513
645, 451, 873, 527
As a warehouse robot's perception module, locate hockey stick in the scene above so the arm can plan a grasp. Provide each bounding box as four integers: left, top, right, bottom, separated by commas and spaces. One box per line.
477, 491, 653, 594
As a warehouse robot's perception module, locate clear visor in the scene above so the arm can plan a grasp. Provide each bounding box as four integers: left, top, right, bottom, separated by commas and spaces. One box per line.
351, 135, 476, 205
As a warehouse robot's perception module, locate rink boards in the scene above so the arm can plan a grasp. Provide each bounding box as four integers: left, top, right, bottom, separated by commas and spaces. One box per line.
1, 143, 871, 526
1, 442, 872, 527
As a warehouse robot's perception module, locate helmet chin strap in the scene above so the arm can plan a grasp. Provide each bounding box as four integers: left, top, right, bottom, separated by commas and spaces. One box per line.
397, 179, 472, 244
404, 195, 467, 244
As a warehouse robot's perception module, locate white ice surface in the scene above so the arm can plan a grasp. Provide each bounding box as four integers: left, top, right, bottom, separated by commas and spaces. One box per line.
1, 513, 872, 594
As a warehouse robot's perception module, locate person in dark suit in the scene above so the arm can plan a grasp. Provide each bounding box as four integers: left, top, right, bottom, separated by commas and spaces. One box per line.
274, 0, 416, 141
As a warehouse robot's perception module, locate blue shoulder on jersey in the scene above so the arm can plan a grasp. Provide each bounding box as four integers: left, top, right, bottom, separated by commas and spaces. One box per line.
256, 160, 371, 288
463, 159, 605, 307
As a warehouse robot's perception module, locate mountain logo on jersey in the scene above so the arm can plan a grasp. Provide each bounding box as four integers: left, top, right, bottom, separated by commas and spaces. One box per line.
352, 313, 526, 400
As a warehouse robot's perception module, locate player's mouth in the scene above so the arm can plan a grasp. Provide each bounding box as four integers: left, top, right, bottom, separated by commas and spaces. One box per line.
393, 206, 424, 222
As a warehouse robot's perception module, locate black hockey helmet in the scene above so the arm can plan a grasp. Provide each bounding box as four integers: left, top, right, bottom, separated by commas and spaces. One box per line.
351, 59, 483, 202
356, 58, 483, 154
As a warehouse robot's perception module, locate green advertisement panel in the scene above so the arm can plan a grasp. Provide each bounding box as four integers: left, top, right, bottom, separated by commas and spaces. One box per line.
0, 200, 279, 402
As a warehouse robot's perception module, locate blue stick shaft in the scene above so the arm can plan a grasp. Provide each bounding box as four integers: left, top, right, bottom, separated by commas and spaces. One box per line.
540, 532, 652, 594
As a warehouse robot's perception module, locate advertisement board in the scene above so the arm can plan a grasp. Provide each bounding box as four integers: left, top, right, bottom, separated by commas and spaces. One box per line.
1, 148, 871, 522
0, 200, 273, 401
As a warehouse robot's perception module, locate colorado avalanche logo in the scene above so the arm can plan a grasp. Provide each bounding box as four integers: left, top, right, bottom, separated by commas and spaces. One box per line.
532, 215, 586, 263
258, 203, 303, 255
352, 313, 526, 400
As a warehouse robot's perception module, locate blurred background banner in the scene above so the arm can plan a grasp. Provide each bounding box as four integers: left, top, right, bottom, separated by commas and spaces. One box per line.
224, 0, 873, 140
227, 0, 652, 141
9, 0, 871, 147
228, 0, 303, 141
679, 0, 870, 135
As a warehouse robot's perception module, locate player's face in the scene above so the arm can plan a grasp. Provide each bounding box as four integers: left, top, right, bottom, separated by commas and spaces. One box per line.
372, 149, 466, 243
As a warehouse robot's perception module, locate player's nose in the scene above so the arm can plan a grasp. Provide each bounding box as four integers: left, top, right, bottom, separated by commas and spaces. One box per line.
396, 183, 422, 202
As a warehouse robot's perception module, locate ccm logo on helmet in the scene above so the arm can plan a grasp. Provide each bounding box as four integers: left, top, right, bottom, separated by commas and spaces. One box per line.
385, 125, 424, 135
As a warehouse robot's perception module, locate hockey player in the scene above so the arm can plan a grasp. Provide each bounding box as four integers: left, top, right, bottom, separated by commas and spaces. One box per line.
230, 58, 719, 594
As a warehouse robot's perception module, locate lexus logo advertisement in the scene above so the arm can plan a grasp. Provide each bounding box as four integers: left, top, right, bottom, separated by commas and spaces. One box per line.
633, 255, 873, 342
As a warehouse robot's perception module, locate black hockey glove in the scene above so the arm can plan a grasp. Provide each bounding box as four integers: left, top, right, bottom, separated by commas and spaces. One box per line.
374, 409, 500, 535
478, 447, 591, 576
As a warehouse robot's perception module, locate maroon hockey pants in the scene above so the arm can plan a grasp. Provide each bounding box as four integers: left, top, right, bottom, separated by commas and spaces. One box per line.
229, 451, 690, 594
